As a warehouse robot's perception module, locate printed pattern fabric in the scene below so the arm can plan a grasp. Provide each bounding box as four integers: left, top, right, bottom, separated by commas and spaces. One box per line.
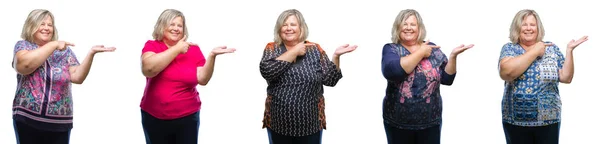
498, 42, 565, 127
12, 40, 80, 131
381, 43, 455, 130
259, 41, 343, 137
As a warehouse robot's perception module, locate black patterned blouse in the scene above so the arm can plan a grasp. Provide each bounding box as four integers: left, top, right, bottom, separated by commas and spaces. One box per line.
259, 41, 343, 137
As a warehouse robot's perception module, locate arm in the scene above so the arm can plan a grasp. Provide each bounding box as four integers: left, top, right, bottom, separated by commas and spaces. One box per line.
13, 41, 58, 75
259, 43, 293, 82
317, 46, 343, 87
441, 55, 456, 85
68, 49, 89, 84
381, 44, 408, 81
558, 47, 572, 83
141, 43, 181, 78
197, 52, 214, 86
498, 45, 538, 81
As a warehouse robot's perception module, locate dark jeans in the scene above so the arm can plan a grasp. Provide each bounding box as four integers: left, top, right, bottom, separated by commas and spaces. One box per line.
503, 122, 560, 144
384, 123, 441, 144
141, 110, 200, 144
267, 128, 322, 144
13, 120, 71, 144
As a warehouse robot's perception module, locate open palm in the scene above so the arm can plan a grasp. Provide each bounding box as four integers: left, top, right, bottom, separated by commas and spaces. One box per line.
567, 36, 588, 50
211, 46, 236, 55
91, 45, 116, 53
334, 44, 358, 56
450, 44, 474, 57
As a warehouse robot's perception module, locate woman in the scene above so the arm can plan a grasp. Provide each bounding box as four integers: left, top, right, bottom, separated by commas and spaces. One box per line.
139, 9, 236, 144
498, 9, 588, 144
259, 9, 357, 144
380, 9, 473, 144
12, 9, 116, 144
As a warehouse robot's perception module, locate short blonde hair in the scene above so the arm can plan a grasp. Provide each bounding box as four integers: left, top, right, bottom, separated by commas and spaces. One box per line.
152, 9, 188, 41
391, 9, 426, 44
509, 9, 545, 43
21, 9, 58, 42
273, 9, 309, 45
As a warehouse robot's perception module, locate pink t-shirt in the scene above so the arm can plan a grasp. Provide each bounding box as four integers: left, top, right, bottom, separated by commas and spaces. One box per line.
140, 40, 206, 120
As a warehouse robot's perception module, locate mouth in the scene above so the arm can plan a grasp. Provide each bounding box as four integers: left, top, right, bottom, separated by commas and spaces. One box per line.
403, 31, 415, 35
40, 31, 51, 35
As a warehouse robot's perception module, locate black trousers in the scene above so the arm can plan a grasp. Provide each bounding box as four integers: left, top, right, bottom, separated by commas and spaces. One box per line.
503, 122, 560, 144
267, 128, 322, 144
141, 110, 200, 144
13, 120, 71, 144
384, 123, 441, 144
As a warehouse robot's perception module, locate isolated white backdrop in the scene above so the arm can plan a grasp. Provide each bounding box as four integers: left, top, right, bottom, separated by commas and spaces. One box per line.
0, 0, 598, 143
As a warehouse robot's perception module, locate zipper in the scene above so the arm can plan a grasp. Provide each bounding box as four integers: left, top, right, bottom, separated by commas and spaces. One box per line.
41, 61, 51, 116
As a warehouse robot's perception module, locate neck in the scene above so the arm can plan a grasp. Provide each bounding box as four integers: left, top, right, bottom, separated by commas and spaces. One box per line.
33, 39, 49, 47
400, 40, 419, 51
283, 41, 301, 49
519, 40, 536, 50
163, 39, 177, 48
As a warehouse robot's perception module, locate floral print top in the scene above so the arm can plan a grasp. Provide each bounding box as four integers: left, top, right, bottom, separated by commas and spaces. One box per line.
12, 40, 80, 132
498, 42, 564, 127
381, 42, 456, 130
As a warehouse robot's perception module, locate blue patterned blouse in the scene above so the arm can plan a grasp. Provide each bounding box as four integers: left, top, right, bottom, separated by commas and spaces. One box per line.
498, 42, 565, 127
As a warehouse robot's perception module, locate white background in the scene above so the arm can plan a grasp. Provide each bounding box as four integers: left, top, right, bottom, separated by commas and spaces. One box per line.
0, 0, 598, 143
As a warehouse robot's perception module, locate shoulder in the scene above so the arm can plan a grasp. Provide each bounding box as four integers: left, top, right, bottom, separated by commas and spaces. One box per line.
15, 40, 33, 47
305, 40, 325, 53
145, 40, 160, 45
426, 41, 437, 46
265, 42, 277, 50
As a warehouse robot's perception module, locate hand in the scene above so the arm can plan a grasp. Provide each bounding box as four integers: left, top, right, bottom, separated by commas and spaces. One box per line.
450, 44, 474, 58
293, 42, 312, 56
55, 41, 75, 51
418, 40, 441, 58
210, 46, 236, 56
533, 41, 553, 57
567, 36, 588, 51
175, 35, 197, 54
334, 44, 358, 56
90, 45, 116, 54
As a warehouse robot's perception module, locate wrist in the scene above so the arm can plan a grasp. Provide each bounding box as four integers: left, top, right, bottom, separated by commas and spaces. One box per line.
333, 54, 340, 59
449, 54, 457, 59
208, 52, 216, 58
566, 48, 574, 53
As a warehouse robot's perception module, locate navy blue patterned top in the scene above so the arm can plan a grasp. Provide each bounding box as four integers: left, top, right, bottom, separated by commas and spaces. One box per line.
498, 42, 565, 127
260, 41, 343, 136
381, 42, 456, 130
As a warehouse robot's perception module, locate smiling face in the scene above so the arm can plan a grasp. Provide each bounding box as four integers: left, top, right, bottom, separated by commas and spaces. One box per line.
34, 15, 54, 45
519, 15, 538, 44
399, 15, 419, 43
280, 15, 301, 43
163, 16, 184, 42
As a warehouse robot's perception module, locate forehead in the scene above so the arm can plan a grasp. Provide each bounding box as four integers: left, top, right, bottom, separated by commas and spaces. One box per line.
522, 15, 537, 22
404, 15, 416, 22
41, 15, 53, 23
284, 15, 298, 23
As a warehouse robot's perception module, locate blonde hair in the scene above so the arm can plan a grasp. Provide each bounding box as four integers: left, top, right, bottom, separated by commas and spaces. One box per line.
273, 9, 309, 45
391, 9, 426, 44
152, 9, 188, 41
21, 9, 58, 42
509, 9, 545, 43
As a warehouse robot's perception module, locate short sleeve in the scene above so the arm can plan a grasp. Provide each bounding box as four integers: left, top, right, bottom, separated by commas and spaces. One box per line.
499, 43, 517, 61
13, 40, 36, 55
553, 45, 565, 69
12, 40, 36, 68
66, 47, 80, 67
141, 40, 159, 54
196, 46, 206, 67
